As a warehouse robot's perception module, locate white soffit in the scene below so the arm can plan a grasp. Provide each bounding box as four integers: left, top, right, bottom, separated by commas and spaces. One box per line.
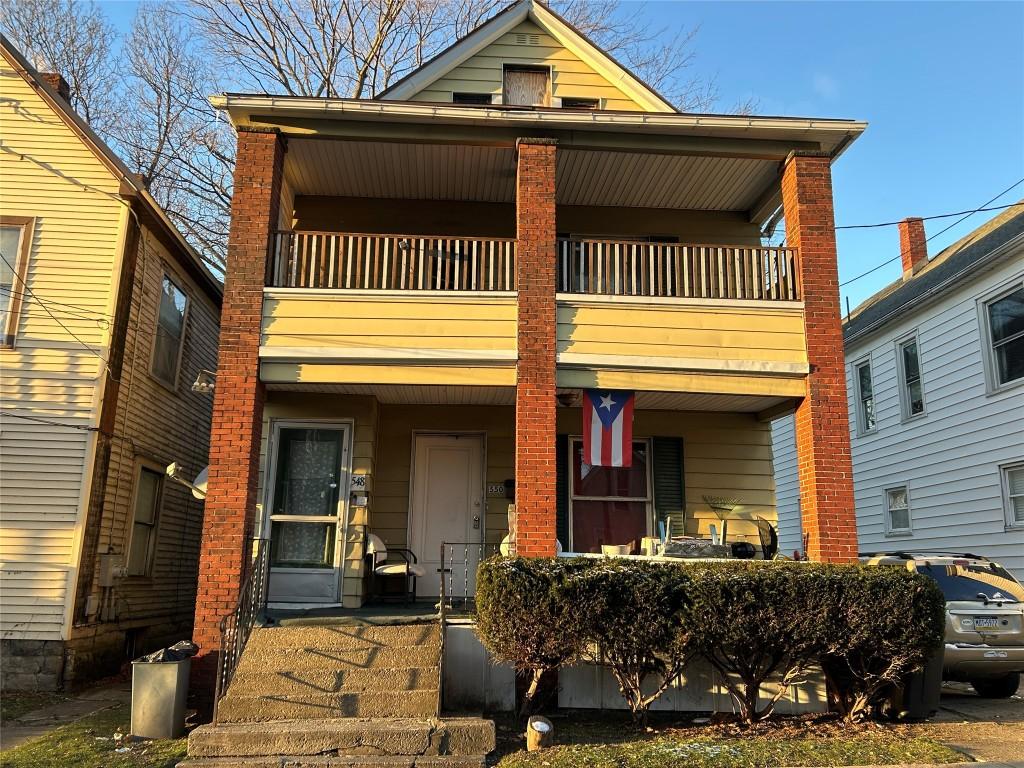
286, 138, 778, 211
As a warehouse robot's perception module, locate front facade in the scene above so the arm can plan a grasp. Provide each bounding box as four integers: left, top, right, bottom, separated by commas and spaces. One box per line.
0, 39, 222, 689
772, 208, 1024, 576
192, 0, 865, 698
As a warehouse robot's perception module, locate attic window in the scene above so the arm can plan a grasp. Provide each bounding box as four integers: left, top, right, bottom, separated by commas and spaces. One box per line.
452, 92, 493, 105
503, 65, 549, 107
561, 97, 600, 110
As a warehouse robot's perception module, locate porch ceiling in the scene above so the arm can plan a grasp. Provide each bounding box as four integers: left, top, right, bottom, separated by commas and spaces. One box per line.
264, 382, 793, 413
285, 138, 779, 215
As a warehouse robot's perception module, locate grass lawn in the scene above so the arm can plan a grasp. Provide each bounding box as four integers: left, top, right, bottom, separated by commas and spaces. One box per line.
0, 693, 67, 725
0, 704, 187, 768
493, 714, 968, 768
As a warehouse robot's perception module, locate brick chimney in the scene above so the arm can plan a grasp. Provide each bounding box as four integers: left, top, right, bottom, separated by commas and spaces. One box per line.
40, 72, 71, 102
899, 217, 928, 279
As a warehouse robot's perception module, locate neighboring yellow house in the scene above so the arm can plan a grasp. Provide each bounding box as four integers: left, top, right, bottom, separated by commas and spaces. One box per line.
0, 37, 222, 690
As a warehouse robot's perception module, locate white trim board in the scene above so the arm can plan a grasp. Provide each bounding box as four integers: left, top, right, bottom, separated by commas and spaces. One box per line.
259, 346, 518, 365
556, 352, 809, 377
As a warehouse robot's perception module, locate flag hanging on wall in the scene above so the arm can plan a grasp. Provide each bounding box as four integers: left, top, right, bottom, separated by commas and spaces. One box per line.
583, 390, 635, 467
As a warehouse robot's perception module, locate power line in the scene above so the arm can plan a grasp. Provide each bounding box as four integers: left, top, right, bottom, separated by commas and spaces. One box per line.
0, 287, 112, 326
838, 180, 1024, 288
0, 409, 131, 443
0, 284, 114, 319
836, 200, 1024, 231
0, 250, 117, 380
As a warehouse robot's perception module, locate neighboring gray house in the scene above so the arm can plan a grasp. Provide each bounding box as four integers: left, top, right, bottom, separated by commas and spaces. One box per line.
772, 205, 1024, 577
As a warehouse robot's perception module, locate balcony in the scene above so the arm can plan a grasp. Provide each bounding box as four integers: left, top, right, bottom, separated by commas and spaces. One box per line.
268, 230, 799, 302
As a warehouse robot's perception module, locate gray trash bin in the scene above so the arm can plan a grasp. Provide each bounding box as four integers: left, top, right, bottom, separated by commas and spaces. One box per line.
131, 655, 191, 739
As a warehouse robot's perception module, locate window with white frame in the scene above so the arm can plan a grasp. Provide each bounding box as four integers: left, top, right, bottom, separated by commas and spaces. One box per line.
0, 216, 34, 347
984, 283, 1024, 388
1002, 463, 1024, 528
151, 273, 189, 387
127, 466, 163, 576
897, 335, 925, 418
854, 359, 876, 433
884, 486, 912, 535
569, 438, 651, 553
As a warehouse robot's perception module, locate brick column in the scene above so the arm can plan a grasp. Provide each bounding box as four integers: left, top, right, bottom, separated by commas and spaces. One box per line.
191, 129, 285, 703
782, 151, 858, 563
514, 138, 558, 557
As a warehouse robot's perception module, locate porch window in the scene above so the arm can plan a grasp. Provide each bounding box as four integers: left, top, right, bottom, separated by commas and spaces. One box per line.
569, 438, 651, 553
270, 428, 342, 568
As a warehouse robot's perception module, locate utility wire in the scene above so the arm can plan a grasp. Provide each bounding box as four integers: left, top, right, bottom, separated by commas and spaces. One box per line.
0, 284, 114, 319
0, 250, 117, 380
836, 200, 1024, 230
838, 180, 1024, 288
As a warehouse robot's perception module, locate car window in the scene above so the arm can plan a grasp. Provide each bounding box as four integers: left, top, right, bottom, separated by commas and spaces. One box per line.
916, 562, 1024, 603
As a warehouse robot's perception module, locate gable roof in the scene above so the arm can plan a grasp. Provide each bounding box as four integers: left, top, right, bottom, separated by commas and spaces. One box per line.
0, 34, 222, 302
844, 203, 1024, 346
376, 0, 677, 113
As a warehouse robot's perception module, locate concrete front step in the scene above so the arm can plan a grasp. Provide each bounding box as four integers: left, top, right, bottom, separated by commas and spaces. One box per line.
177, 756, 485, 768
235, 645, 440, 673
217, 690, 440, 722
228, 667, 440, 697
187, 717, 495, 759
246, 624, 440, 651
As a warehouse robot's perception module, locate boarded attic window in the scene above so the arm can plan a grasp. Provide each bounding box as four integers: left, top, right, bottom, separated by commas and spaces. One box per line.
561, 97, 599, 110
453, 92, 493, 105
503, 65, 549, 107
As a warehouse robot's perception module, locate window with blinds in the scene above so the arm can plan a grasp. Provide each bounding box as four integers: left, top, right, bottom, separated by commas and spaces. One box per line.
503, 65, 550, 107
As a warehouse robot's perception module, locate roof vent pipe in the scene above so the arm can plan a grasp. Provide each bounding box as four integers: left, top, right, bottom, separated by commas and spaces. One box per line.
899, 217, 928, 279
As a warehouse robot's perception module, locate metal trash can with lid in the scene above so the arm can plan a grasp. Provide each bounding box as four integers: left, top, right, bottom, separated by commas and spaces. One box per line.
131, 640, 198, 739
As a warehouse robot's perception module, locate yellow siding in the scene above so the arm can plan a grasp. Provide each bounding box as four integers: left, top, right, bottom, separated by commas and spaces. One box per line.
261, 290, 517, 386
0, 61, 124, 640
556, 297, 807, 397
558, 410, 777, 547
70, 228, 220, 645
413, 21, 643, 110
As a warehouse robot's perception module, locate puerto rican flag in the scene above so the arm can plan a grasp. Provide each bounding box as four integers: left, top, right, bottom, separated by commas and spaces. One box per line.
583, 390, 635, 467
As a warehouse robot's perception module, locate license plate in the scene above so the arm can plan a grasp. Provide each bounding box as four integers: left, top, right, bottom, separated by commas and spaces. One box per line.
973, 617, 1000, 629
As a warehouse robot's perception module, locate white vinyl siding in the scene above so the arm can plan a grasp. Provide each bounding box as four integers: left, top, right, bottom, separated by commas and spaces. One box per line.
769, 414, 803, 558
773, 254, 1024, 579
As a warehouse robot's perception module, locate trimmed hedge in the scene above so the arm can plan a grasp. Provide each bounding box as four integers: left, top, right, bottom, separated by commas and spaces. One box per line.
475, 557, 945, 724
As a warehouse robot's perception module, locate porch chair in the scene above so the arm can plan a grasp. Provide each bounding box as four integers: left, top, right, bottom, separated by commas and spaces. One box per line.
365, 533, 426, 605
754, 517, 779, 560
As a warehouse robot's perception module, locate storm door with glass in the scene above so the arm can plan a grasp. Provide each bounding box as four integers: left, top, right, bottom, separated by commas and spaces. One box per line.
265, 423, 349, 604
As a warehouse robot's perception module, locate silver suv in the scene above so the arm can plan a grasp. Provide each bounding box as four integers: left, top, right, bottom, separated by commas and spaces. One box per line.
863, 551, 1024, 698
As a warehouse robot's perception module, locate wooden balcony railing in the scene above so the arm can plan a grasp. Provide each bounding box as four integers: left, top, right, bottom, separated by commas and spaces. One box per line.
556, 239, 799, 301
269, 231, 517, 291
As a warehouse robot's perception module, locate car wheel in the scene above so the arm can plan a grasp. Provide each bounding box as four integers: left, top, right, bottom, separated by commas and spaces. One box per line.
970, 673, 1020, 698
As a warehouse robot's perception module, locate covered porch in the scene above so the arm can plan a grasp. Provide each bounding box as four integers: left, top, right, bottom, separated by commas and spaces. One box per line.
254, 383, 791, 611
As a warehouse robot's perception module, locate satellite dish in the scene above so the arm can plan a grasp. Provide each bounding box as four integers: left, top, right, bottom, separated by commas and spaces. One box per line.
192, 466, 208, 500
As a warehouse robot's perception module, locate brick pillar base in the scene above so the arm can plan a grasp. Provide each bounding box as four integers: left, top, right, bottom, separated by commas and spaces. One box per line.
514, 138, 558, 557
782, 151, 857, 563
191, 129, 285, 712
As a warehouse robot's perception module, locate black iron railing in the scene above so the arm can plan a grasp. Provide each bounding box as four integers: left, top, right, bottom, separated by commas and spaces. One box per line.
213, 538, 270, 722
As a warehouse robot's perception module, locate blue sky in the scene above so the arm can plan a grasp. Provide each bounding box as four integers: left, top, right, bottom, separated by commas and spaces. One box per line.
99, 1, 1023, 309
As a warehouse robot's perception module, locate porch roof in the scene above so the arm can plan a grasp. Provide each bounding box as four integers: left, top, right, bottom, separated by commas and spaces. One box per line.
212, 95, 865, 225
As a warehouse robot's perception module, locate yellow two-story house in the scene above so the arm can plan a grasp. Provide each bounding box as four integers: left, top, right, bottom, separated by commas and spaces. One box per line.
189, 0, 865, 709
0, 37, 222, 690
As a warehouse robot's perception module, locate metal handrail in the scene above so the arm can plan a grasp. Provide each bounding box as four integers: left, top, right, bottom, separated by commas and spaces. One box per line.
213, 537, 270, 722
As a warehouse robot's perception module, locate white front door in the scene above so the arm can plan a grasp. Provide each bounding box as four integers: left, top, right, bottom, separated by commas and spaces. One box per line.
409, 434, 484, 598
264, 422, 350, 605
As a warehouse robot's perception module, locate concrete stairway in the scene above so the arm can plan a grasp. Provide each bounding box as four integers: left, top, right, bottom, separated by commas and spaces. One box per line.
179, 621, 495, 768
